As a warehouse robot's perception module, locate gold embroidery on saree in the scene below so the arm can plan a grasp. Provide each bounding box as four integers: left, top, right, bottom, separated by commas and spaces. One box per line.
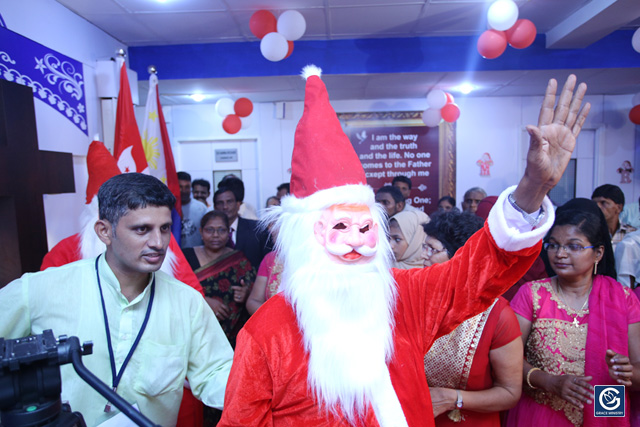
526, 281, 588, 427
424, 300, 497, 389
266, 258, 283, 298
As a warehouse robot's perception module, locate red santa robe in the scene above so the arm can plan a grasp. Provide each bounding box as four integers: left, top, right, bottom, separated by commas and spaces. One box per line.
219, 189, 552, 426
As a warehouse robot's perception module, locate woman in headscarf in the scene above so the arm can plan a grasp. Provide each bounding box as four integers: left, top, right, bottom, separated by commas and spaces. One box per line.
506, 198, 640, 427
389, 210, 428, 269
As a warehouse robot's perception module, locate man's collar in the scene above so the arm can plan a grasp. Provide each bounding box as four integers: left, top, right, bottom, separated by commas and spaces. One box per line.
230, 216, 239, 231
99, 254, 153, 305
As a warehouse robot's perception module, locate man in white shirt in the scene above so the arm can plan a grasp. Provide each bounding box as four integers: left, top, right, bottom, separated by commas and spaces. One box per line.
178, 171, 208, 248
214, 184, 270, 270
0, 173, 233, 426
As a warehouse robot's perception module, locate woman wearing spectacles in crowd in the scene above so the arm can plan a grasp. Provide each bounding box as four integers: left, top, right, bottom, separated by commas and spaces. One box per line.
506, 198, 640, 427
421, 211, 524, 426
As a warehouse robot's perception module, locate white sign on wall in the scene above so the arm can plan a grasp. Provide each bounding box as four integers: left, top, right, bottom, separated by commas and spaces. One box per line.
215, 148, 238, 162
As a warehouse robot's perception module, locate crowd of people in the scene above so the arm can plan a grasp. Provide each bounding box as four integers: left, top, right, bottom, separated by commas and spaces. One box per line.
1, 71, 639, 427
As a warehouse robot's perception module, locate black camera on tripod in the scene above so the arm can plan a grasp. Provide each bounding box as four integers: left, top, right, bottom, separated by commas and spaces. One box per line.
0, 330, 158, 427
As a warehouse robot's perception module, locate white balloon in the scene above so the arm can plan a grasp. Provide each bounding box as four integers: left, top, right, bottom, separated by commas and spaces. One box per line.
277, 10, 306, 41
632, 92, 640, 107
260, 32, 289, 62
426, 89, 447, 109
215, 98, 234, 117
240, 115, 251, 129
422, 108, 442, 127
487, 0, 519, 31
633, 27, 640, 54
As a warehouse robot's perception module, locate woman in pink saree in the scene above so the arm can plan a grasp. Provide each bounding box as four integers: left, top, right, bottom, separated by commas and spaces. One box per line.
507, 199, 640, 427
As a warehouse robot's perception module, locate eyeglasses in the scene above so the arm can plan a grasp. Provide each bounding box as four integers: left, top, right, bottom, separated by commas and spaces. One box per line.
543, 243, 595, 253
422, 244, 448, 256
202, 227, 228, 236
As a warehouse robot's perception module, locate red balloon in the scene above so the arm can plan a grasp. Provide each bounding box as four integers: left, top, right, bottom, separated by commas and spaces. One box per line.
630, 105, 640, 125
223, 114, 242, 134
477, 30, 507, 59
441, 103, 460, 123
234, 98, 253, 117
250, 10, 277, 39
445, 92, 455, 104
284, 41, 294, 59
506, 19, 537, 49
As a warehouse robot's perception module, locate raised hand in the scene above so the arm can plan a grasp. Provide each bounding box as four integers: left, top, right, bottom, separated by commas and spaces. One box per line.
513, 75, 590, 213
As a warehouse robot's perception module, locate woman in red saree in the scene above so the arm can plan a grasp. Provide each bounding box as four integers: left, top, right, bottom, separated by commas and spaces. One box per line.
421, 211, 524, 426
507, 200, 640, 427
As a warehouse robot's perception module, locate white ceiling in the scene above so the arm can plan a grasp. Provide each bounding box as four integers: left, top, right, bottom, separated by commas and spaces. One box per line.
56, 0, 640, 104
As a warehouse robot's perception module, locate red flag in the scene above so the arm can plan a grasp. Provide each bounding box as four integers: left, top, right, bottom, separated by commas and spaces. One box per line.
114, 60, 148, 173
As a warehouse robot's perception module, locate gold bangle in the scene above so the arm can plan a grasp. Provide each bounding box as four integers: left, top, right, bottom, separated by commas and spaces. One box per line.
527, 367, 541, 389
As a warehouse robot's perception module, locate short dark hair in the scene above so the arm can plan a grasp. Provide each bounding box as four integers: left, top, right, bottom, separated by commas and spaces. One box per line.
591, 184, 625, 207
422, 211, 484, 257
177, 171, 191, 182
392, 175, 412, 189
98, 173, 175, 226
213, 187, 237, 204
192, 179, 210, 191
277, 183, 290, 193
200, 210, 230, 229
218, 177, 244, 202
265, 196, 280, 207
376, 186, 404, 204
437, 196, 456, 207
540, 198, 616, 279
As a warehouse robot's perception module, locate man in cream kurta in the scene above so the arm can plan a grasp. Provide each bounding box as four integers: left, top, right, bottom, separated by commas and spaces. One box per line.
0, 173, 233, 426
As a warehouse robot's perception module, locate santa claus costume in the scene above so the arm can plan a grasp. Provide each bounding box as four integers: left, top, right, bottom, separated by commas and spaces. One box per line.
218, 66, 555, 427
40, 140, 205, 427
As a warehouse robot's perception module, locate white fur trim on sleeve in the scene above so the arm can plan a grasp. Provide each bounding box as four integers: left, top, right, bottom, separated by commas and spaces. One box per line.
487, 185, 555, 252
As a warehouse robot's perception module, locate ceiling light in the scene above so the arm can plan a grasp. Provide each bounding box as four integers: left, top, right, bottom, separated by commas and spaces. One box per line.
189, 94, 205, 102
458, 83, 474, 95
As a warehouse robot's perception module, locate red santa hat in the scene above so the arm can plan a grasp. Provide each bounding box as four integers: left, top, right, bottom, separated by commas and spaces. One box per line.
85, 140, 122, 204
286, 66, 374, 210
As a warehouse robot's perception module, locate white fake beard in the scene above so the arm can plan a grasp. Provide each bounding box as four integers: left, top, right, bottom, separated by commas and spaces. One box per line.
272, 205, 398, 423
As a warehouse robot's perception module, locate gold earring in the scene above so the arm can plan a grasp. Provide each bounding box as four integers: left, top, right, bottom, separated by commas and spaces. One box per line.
593, 260, 599, 275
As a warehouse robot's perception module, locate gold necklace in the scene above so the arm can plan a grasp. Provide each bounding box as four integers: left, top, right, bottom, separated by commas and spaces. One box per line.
556, 281, 591, 327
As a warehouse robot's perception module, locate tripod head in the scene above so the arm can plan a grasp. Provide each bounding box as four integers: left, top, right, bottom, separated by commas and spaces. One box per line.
1, 330, 158, 427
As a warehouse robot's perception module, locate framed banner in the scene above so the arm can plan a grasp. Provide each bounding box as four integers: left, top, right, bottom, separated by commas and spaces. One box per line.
338, 111, 455, 215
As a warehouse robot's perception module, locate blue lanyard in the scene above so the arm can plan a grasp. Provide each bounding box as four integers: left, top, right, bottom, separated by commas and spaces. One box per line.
95, 255, 155, 394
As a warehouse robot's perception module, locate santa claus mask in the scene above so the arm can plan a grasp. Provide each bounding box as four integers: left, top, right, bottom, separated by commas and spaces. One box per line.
313, 204, 379, 264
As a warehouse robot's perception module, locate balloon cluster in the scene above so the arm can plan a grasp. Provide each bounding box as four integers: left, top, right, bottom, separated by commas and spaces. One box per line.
216, 97, 254, 134
630, 92, 640, 125
477, 0, 536, 59
422, 90, 459, 127
250, 10, 306, 62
